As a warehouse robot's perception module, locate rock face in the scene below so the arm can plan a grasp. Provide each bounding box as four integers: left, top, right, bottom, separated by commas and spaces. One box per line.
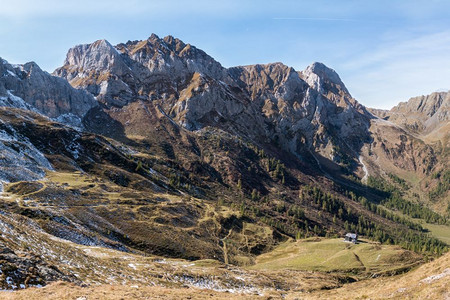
54, 35, 373, 172
54, 36, 229, 108
0, 107, 56, 190
3, 34, 445, 184
370, 91, 450, 141
0, 58, 99, 189
229, 62, 372, 157
0, 58, 97, 121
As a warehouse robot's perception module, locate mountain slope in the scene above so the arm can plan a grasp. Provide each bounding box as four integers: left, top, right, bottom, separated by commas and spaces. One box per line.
53, 35, 447, 208
0, 34, 448, 293
1, 58, 97, 125
369, 91, 449, 211
304, 246, 450, 299
370, 91, 450, 143
0, 240, 447, 299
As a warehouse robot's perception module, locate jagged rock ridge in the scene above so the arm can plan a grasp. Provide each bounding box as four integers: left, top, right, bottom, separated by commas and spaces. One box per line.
54, 35, 374, 172
0, 58, 97, 121
52, 34, 448, 204
370, 91, 449, 140
0, 34, 448, 293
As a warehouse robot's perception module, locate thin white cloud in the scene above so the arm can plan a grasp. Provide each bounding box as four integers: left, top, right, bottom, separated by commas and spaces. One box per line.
343, 30, 450, 70
340, 30, 450, 109
273, 17, 359, 22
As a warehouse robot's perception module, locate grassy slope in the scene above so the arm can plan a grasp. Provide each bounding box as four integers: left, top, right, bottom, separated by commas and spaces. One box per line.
301, 249, 450, 300
1, 246, 447, 300
423, 223, 450, 245
250, 238, 422, 274
0, 209, 346, 296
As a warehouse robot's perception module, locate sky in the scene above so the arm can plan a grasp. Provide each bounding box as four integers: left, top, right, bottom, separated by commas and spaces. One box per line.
0, 0, 449, 109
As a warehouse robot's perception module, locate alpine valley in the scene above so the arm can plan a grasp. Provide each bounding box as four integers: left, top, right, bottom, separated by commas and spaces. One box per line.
0, 34, 448, 299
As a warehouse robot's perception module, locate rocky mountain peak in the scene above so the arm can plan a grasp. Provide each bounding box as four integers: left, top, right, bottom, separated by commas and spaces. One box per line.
52, 35, 373, 162
55, 34, 231, 108
371, 91, 450, 139
162, 35, 187, 52
392, 91, 448, 119
228, 62, 308, 104
21, 61, 41, 73
0, 57, 97, 120
148, 33, 161, 41
300, 62, 349, 97
59, 39, 126, 76
54, 39, 134, 106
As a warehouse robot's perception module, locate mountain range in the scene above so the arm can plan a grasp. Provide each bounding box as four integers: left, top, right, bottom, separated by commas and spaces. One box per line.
0, 34, 448, 297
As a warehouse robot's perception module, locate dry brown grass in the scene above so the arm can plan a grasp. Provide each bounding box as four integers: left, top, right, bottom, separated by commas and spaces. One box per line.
296, 251, 450, 299
2, 252, 448, 299
0, 281, 263, 300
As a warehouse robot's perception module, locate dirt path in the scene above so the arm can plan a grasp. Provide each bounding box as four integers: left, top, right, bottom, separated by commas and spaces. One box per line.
353, 252, 367, 271
221, 229, 233, 265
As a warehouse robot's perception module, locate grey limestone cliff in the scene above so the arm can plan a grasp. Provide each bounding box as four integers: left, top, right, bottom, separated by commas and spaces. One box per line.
0, 58, 97, 120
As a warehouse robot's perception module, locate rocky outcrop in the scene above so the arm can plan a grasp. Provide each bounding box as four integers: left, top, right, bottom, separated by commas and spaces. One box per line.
53, 35, 230, 108
370, 91, 450, 140
229, 62, 371, 152
0, 244, 74, 290
0, 58, 97, 120
0, 108, 54, 190
0, 58, 100, 190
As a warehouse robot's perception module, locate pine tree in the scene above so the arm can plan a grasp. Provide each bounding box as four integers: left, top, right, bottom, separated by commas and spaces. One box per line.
251, 189, 258, 201
135, 160, 143, 171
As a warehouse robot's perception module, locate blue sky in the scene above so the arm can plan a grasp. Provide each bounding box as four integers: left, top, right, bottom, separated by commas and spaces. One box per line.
1, 0, 449, 109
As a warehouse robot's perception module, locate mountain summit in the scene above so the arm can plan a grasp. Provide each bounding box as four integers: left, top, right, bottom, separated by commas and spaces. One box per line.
300, 62, 349, 95
54, 36, 373, 164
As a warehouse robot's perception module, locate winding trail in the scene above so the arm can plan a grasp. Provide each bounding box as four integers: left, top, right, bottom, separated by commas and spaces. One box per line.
0, 189, 14, 205
220, 229, 233, 265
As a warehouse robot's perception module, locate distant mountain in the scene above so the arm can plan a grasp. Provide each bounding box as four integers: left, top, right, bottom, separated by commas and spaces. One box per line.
0, 34, 448, 292
370, 91, 450, 143
54, 35, 374, 171
1, 58, 97, 126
